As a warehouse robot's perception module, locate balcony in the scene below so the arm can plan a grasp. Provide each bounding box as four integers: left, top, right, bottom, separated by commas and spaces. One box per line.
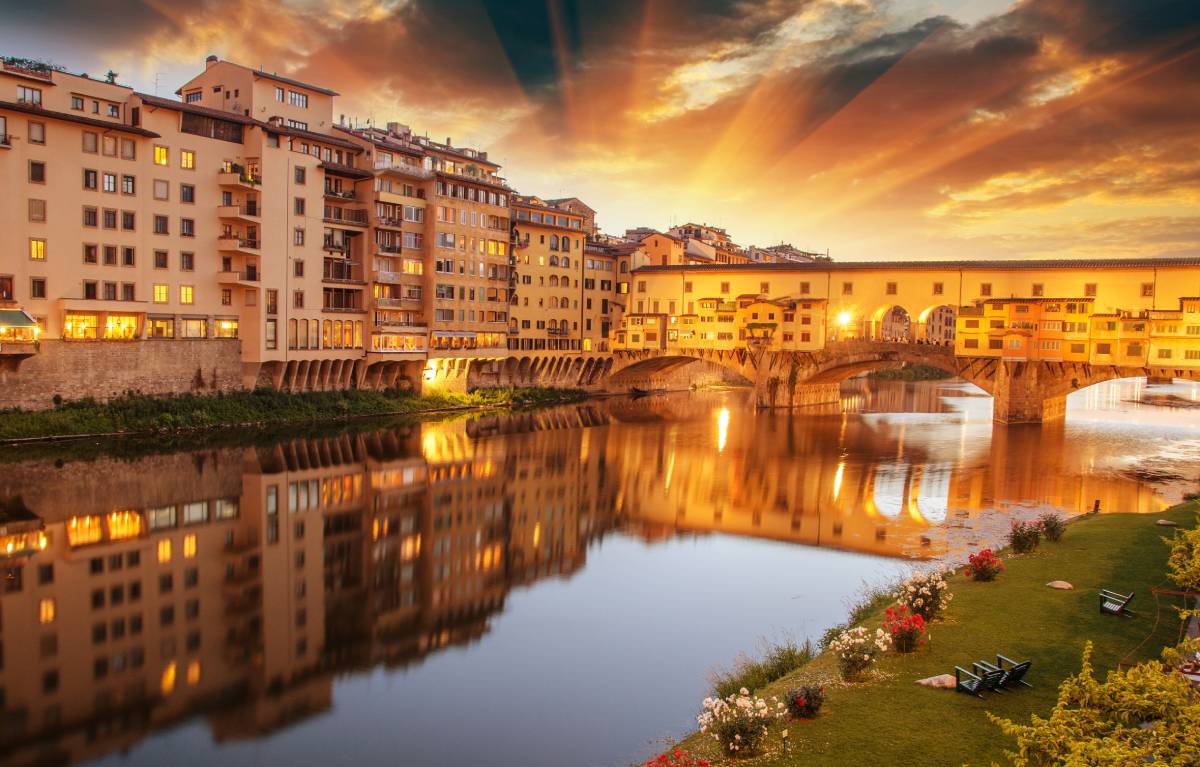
217, 202, 260, 224
376, 216, 404, 229
377, 242, 402, 255
218, 163, 260, 189
375, 269, 408, 284
217, 235, 260, 255
374, 160, 433, 179
218, 268, 261, 288
323, 237, 351, 256
324, 206, 369, 227
375, 296, 423, 309
323, 260, 366, 285
375, 319, 428, 328
324, 187, 357, 201
0, 133, 11, 149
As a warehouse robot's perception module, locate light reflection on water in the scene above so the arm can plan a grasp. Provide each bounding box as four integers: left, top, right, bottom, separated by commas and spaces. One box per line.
0, 377, 1196, 767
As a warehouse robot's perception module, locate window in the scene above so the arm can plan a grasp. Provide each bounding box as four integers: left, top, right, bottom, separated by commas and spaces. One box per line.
31, 277, 46, 298
103, 209, 117, 229
185, 89, 202, 103
121, 175, 135, 194
979, 282, 992, 297
17, 85, 42, 105
148, 317, 174, 338
294, 290, 304, 309
102, 172, 116, 193
120, 138, 136, 160
83, 244, 98, 263
1084, 283, 1097, 297
180, 218, 194, 237
28, 121, 45, 144
842, 282, 853, 295
108, 103, 120, 118
29, 238, 45, 260
154, 145, 168, 166
180, 183, 195, 204
154, 250, 168, 269
799, 281, 810, 294
39, 597, 55, 624
71, 95, 84, 110
275, 86, 285, 102
82, 130, 98, 153
180, 150, 194, 169
1031, 283, 1044, 297
1142, 283, 1155, 298
181, 319, 205, 338
122, 211, 135, 230
154, 215, 168, 234
122, 247, 135, 266
180, 252, 194, 271
29, 160, 45, 183
288, 91, 309, 108
886, 282, 897, 295
28, 198, 46, 221
294, 197, 305, 215
933, 282, 944, 295
180, 285, 194, 304
153, 284, 168, 303
295, 166, 306, 184
215, 319, 238, 338
294, 260, 304, 277
294, 228, 305, 245
287, 119, 308, 130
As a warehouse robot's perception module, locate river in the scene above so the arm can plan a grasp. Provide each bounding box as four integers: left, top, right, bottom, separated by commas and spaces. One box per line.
0, 378, 1197, 767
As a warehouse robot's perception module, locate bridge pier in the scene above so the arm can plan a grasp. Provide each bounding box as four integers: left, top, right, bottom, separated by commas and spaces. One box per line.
754, 378, 841, 409
990, 361, 1068, 424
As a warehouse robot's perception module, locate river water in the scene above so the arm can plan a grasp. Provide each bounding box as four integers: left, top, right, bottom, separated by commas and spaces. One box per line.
0, 378, 1198, 767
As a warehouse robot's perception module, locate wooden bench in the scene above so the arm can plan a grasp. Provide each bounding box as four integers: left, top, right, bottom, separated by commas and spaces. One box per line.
954, 664, 1006, 698
976, 654, 1033, 689
1099, 589, 1135, 616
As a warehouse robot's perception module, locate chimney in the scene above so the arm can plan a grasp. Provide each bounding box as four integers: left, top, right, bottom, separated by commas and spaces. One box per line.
445, 136, 452, 147
205, 54, 218, 69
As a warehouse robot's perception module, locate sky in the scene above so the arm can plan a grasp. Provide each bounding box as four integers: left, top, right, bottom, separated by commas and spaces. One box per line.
2, 0, 1198, 261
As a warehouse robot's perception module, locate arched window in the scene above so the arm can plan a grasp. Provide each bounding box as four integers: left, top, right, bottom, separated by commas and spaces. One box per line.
549, 275, 559, 287
561, 257, 570, 268
288, 319, 298, 350
620, 262, 629, 273
332, 320, 343, 349
549, 255, 559, 267
322, 320, 332, 348
548, 319, 558, 330
562, 295, 571, 308
561, 237, 571, 252
550, 234, 559, 251
549, 297, 559, 309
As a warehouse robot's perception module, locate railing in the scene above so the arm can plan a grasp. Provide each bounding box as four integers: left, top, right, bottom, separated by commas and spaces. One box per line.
377, 216, 402, 227
375, 296, 422, 308
3, 61, 54, 80
376, 269, 415, 283
323, 237, 350, 255
218, 235, 260, 249
324, 206, 369, 225
219, 163, 259, 185
376, 319, 428, 328
323, 261, 364, 283
374, 160, 433, 178
377, 242, 402, 254
219, 268, 260, 282
218, 202, 260, 217
547, 327, 570, 336
0, 134, 11, 147
324, 187, 356, 200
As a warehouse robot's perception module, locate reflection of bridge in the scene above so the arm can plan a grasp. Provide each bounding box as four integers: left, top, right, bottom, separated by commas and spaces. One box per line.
610, 340, 1200, 423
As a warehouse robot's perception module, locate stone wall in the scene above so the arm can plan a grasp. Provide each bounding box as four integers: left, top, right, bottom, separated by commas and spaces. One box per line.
0, 339, 243, 410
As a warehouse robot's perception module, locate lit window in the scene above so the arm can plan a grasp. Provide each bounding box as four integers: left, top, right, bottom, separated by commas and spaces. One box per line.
180, 150, 194, 170
180, 285, 193, 304
157, 538, 171, 563
186, 660, 201, 685
183, 533, 197, 558
30, 238, 46, 260
39, 597, 55, 624
215, 319, 239, 338
161, 661, 176, 695
154, 145, 168, 166
153, 284, 168, 303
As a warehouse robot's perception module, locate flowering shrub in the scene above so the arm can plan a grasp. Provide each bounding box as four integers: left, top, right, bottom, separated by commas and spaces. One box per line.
964, 548, 1005, 581
784, 684, 826, 719
1008, 520, 1041, 553
893, 570, 953, 621
643, 748, 710, 766
829, 626, 891, 679
883, 605, 927, 652
697, 689, 785, 756
1038, 512, 1067, 542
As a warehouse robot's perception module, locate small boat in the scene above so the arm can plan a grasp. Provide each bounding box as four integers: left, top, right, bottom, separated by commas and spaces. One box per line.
630, 387, 664, 397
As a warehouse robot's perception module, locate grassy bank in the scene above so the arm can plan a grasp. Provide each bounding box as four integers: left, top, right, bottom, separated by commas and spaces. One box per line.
0, 386, 587, 442
677, 504, 1197, 766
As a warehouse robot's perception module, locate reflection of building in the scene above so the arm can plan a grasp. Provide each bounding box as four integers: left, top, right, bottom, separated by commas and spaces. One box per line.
0, 389, 1178, 766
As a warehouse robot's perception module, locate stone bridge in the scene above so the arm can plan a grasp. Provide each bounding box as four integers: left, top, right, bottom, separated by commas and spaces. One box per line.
608, 341, 1200, 423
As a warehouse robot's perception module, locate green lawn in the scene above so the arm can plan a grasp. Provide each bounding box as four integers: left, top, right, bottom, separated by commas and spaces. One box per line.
679, 503, 1197, 766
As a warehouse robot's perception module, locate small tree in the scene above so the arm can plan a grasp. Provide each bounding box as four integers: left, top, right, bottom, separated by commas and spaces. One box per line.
990, 641, 1200, 766
1165, 518, 1200, 602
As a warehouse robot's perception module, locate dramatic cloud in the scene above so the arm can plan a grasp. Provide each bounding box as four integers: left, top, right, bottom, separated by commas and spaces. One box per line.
2, 0, 1198, 259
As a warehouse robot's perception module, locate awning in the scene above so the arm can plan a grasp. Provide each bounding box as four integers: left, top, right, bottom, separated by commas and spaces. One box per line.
0, 309, 38, 329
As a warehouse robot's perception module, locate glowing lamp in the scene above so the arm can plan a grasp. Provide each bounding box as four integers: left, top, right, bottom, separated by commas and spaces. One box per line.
836, 311, 853, 327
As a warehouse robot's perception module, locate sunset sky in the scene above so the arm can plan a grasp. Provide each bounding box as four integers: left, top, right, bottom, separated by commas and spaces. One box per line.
2, 0, 1198, 261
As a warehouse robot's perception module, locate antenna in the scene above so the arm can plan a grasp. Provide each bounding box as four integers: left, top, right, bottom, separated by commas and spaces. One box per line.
152, 72, 166, 96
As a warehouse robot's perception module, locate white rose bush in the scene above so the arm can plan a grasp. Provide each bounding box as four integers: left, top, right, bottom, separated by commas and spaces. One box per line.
696, 688, 785, 756
893, 569, 953, 621
829, 626, 891, 679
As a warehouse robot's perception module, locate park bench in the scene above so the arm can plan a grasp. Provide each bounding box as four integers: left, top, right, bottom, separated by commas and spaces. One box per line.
954, 664, 1006, 698
975, 654, 1033, 689
1099, 589, 1135, 616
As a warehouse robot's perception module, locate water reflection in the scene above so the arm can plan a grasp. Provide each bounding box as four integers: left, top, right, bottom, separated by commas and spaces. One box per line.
0, 379, 1196, 767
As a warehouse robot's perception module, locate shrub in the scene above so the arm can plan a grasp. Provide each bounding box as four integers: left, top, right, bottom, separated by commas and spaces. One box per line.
784, 684, 826, 719
893, 570, 953, 622
1183, 491, 1200, 502
710, 638, 815, 698
642, 748, 710, 766
883, 605, 927, 652
1165, 516, 1200, 603
697, 689, 785, 756
1038, 512, 1067, 542
964, 548, 1005, 581
829, 626, 890, 680
990, 641, 1200, 766
1008, 520, 1041, 553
